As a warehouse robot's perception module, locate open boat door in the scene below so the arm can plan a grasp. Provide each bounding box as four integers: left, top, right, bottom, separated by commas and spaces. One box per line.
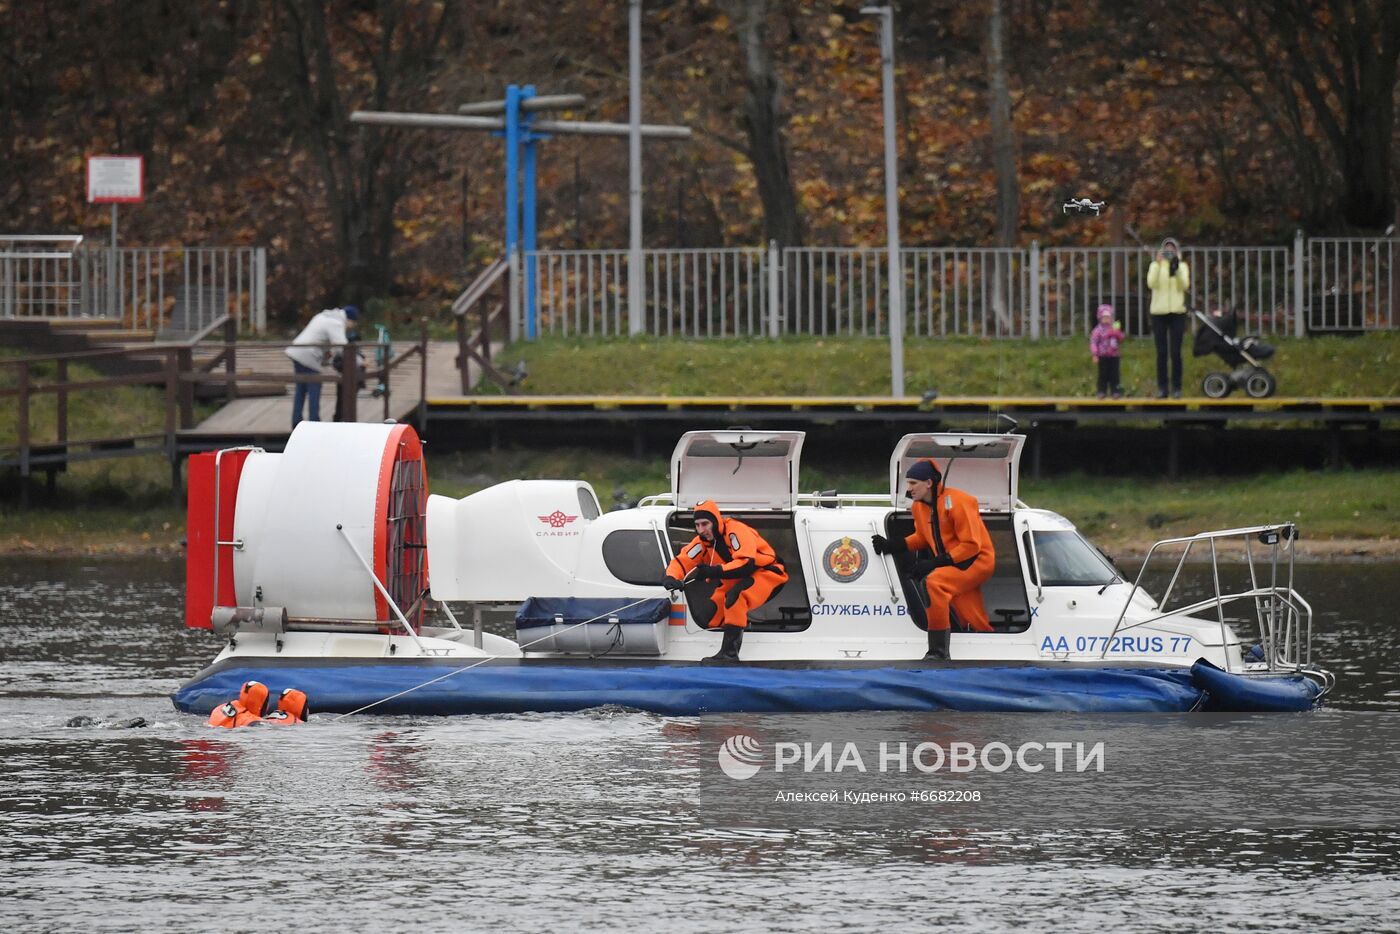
890, 433, 1025, 511
671, 430, 805, 511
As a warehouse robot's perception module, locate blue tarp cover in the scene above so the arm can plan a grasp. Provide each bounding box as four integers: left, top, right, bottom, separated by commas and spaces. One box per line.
172, 658, 1322, 717
515, 597, 671, 629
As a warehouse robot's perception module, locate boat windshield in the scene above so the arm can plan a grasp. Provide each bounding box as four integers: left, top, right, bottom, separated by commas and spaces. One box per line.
1031, 530, 1118, 586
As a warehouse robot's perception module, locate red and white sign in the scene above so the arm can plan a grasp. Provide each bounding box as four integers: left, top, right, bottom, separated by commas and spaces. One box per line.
538, 510, 578, 528
87, 156, 144, 203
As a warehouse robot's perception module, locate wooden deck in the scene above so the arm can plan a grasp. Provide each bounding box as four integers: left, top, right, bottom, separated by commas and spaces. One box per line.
184, 340, 482, 438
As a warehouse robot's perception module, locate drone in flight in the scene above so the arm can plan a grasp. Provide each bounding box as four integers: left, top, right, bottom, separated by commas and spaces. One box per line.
1063, 198, 1105, 216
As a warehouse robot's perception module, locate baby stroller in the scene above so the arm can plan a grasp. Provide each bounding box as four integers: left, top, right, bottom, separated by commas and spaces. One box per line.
1191, 308, 1278, 398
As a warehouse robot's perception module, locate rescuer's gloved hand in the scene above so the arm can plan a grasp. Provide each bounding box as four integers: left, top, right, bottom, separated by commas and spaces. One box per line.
693, 564, 722, 581
871, 534, 907, 556
661, 576, 683, 591
909, 554, 953, 578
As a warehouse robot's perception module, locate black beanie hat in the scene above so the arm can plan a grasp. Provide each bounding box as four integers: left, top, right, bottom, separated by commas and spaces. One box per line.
905, 459, 942, 485
694, 508, 720, 529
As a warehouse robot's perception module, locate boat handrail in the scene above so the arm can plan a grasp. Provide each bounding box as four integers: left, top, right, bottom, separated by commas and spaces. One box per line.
639, 491, 1031, 510
1106, 522, 1306, 672
1103, 586, 1312, 666
211, 445, 265, 626
796, 491, 899, 507
1141, 524, 1297, 547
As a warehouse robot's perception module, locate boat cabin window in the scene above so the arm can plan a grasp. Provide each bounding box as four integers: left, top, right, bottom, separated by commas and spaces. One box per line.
1030, 530, 1117, 586
601, 530, 665, 586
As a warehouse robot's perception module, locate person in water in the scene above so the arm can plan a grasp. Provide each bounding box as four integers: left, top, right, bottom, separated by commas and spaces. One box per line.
662, 499, 788, 663
207, 680, 269, 728
872, 459, 996, 659
263, 688, 309, 725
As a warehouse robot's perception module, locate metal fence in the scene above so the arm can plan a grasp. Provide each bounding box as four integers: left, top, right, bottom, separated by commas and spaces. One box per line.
529, 247, 773, 338
518, 234, 1399, 339
1038, 245, 1296, 337
1308, 237, 1396, 331
0, 245, 267, 333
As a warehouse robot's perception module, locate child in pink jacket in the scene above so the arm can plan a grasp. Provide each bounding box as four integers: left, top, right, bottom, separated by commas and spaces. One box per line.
1090, 304, 1125, 399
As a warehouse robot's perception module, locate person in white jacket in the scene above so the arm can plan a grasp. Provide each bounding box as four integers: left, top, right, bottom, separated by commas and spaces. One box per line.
285, 305, 357, 427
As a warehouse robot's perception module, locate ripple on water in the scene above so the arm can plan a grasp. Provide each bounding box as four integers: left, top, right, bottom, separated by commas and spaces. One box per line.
1, 556, 1398, 931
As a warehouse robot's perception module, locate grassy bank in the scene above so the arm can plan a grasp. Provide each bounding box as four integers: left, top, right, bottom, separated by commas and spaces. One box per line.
1, 350, 195, 554
483, 333, 1400, 398
0, 350, 175, 450
2, 446, 1394, 557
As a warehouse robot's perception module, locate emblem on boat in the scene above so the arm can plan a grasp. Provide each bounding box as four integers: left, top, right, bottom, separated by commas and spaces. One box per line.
822, 536, 868, 583
538, 510, 578, 528
717, 734, 765, 780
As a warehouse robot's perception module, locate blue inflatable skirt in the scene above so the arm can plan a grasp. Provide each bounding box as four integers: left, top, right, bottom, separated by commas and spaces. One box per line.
171, 657, 1323, 717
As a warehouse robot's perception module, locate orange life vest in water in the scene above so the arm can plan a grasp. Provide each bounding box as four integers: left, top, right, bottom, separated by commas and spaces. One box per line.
264, 688, 309, 725
206, 680, 269, 729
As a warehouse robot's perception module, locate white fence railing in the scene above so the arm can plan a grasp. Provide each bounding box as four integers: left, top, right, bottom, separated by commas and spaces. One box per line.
1037, 245, 1296, 338
0, 245, 267, 334
1308, 237, 1396, 331
518, 234, 1399, 339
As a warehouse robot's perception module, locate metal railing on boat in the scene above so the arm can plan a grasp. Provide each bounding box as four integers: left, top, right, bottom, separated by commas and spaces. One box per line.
1104, 523, 1312, 673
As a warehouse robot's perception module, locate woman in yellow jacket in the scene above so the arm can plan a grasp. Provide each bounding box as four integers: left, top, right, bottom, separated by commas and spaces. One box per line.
663, 499, 788, 663
1146, 238, 1190, 398
872, 460, 996, 660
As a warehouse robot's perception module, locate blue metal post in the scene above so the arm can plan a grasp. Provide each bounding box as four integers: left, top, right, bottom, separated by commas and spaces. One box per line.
504, 84, 522, 336
521, 85, 539, 340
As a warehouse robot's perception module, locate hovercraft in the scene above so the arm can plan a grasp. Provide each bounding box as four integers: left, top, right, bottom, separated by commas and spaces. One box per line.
173, 423, 1330, 716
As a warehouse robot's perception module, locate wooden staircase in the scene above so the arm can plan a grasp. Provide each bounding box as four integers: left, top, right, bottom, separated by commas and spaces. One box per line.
0, 318, 163, 376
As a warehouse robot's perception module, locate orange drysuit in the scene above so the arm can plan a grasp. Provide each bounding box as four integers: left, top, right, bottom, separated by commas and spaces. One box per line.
665, 500, 788, 630
207, 680, 269, 729
264, 688, 308, 725
904, 478, 996, 633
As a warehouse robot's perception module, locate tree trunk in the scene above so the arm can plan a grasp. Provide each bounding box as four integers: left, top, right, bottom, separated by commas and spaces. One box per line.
738, 0, 804, 248
1200, 0, 1400, 231
277, 0, 456, 306
987, 0, 1019, 247
986, 0, 1019, 333
1337, 57, 1396, 230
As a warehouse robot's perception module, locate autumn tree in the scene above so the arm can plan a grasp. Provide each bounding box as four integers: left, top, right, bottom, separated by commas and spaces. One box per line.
268, 0, 463, 306
734, 0, 804, 247
0, 1, 256, 230
1159, 0, 1400, 231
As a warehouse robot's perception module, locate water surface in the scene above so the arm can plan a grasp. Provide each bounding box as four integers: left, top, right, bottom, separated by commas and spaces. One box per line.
1, 557, 1397, 931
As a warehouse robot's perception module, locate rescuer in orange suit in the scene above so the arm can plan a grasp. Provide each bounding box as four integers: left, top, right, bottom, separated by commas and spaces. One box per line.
871, 459, 996, 659
263, 688, 309, 725
207, 680, 269, 728
662, 499, 788, 663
